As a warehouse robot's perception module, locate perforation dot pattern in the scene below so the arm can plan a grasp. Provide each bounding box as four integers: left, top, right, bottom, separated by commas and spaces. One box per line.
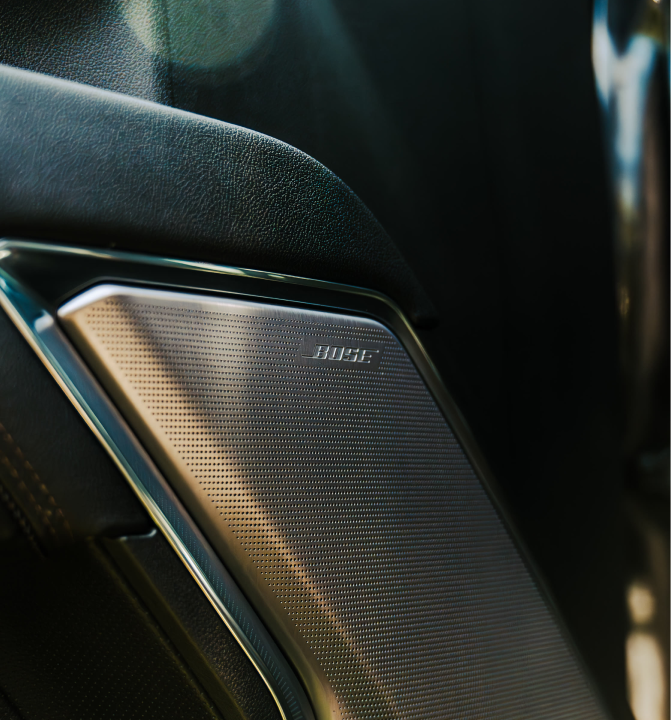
71, 287, 607, 720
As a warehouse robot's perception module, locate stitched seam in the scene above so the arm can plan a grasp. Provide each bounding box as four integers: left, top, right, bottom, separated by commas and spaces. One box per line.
0, 483, 43, 557
0, 451, 60, 541
15, 449, 74, 540
0, 423, 73, 543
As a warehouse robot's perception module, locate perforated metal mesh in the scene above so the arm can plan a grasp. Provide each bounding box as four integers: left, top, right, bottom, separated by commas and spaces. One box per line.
62, 286, 608, 720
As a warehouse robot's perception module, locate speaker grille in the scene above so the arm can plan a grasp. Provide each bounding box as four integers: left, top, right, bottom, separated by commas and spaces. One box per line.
61, 285, 607, 720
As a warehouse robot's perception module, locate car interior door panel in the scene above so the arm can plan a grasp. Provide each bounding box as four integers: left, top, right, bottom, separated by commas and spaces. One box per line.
0, 1, 667, 719
0, 240, 610, 720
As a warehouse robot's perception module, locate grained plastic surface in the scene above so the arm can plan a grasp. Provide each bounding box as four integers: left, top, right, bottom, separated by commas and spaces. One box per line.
60, 285, 608, 720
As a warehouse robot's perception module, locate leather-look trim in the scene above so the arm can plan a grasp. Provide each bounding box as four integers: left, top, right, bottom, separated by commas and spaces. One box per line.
0, 422, 73, 548
0, 64, 435, 327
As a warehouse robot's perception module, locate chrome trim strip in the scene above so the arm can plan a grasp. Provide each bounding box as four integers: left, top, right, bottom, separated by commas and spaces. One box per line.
0, 239, 405, 315
0, 261, 314, 720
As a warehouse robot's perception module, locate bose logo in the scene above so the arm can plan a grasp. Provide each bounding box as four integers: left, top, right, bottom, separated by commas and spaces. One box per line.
299, 337, 383, 371
304, 344, 378, 363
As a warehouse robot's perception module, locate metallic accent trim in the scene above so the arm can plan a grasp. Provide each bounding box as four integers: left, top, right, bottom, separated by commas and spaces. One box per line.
592, 0, 668, 455
0, 255, 314, 720
299, 336, 384, 370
